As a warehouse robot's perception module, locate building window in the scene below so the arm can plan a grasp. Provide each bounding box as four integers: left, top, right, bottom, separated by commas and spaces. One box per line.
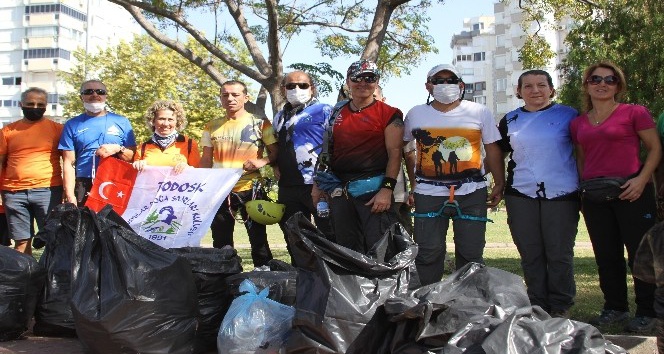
473, 52, 486, 61
474, 82, 486, 91
456, 54, 472, 62
474, 96, 487, 105
2, 100, 12, 107
1, 77, 21, 86
47, 93, 59, 103
473, 23, 485, 31
25, 4, 86, 21
23, 48, 71, 60
497, 78, 508, 92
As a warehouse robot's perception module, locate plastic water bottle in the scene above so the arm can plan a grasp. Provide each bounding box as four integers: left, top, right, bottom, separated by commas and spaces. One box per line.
317, 198, 330, 218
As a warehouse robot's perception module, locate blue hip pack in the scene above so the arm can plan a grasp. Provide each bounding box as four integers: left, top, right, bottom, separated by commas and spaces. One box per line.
347, 174, 384, 197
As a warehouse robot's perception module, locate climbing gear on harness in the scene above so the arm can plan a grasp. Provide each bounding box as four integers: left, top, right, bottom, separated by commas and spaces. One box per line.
411, 185, 493, 223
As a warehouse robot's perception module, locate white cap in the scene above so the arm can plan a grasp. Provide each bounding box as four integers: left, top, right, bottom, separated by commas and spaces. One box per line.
427, 64, 461, 80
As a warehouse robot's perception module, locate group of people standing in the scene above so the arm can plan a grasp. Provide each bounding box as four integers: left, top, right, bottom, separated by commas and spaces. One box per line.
0, 58, 660, 334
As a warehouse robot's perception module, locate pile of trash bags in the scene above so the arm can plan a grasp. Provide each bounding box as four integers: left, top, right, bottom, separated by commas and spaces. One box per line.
0, 205, 629, 353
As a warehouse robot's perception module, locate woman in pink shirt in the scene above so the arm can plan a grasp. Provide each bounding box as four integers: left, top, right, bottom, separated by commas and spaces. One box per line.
570, 61, 661, 333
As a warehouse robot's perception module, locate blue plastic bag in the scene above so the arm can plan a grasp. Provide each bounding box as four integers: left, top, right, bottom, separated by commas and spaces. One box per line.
217, 279, 295, 353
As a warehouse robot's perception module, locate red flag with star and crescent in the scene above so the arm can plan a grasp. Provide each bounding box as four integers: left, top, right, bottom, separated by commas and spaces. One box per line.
85, 157, 138, 214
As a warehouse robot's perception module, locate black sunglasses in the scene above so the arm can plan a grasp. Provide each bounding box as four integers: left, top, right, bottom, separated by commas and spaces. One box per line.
429, 77, 459, 85
80, 89, 108, 95
349, 75, 378, 83
284, 83, 310, 90
586, 75, 619, 86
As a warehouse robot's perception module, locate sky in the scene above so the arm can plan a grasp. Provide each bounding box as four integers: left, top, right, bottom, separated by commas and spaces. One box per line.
277, 0, 497, 113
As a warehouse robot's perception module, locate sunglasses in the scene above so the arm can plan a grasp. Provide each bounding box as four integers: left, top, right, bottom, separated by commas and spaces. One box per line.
349, 75, 378, 83
429, 77, 459, 85
586, 75, 619, 86
80, 89, 108, 95
284, 82, 310, 90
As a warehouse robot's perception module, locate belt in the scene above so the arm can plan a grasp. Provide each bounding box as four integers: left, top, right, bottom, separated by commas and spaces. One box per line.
415, 175, 485, 188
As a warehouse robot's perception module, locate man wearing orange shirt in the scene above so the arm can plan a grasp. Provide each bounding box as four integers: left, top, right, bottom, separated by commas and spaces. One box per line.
0, 87, 63, 254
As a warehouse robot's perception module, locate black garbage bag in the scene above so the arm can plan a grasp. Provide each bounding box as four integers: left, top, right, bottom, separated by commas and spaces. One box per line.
33, 203, 79, 337
226, 257, 298, 307
71, 205, 198, 354
383, 263, 625, 353
170, 247, 243, 353
284, 213, 417, 353
0, 246, 46, 341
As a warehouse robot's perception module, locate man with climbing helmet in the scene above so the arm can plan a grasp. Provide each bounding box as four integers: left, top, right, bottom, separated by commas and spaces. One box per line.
403, 63, 505, 285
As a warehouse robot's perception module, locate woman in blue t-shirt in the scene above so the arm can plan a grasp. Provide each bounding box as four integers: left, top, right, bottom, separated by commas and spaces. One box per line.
497, 70, 580, 319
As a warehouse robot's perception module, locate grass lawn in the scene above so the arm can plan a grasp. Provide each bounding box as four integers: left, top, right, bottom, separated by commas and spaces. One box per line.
32, 210, 642, 335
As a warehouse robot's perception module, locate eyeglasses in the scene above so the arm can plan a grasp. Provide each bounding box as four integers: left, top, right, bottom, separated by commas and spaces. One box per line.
349, 75, 378, 83
429, 77, 459, 85
586, 75, 619, 86
284, 83, 310, 90
80, 89, 108, 95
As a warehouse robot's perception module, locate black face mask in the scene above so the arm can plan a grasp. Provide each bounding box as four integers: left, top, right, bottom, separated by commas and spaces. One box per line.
22, 107, 46, 121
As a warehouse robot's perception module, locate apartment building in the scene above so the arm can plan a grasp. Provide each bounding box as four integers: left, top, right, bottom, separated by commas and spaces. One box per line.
0, 0, 140, 125
450, 1, 571, 120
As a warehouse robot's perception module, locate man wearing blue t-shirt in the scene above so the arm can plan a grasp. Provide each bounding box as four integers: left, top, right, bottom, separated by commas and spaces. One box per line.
58, 80, 136, 206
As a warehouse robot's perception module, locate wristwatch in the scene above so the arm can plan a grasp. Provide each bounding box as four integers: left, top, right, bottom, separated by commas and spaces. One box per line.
117, 145, 126, 154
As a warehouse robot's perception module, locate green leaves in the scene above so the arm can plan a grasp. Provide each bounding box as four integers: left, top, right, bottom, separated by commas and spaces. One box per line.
59, 35, 240, 143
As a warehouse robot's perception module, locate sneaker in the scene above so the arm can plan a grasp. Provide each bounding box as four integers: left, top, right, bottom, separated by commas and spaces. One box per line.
625, 316, 656, 333
589, 310, 629, 326
549, 309, 570, 319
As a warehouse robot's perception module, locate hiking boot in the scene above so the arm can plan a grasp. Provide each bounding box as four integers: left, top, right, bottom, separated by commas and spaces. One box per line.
589, 310, 629, 326
625, 316, 656, 333
549, 309, 570, 319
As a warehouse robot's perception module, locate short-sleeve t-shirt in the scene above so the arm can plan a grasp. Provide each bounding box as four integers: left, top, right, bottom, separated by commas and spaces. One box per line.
329, 100, 403, 182
135, 134, 200, 168
497, 103, 579, 199
403, 100, 500, 197
58, 112, 136, 178
0, 118, 64, 191
570, 103, 655, 180
200, 113, 277, 192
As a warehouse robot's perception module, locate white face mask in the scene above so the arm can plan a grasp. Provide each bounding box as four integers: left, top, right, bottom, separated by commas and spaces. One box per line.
83, 101, 106, 114
433, 84, 461, 104
286, 88, 312, 106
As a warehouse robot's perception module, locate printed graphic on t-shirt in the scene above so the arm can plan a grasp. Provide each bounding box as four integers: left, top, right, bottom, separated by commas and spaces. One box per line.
413, 127, 482, 180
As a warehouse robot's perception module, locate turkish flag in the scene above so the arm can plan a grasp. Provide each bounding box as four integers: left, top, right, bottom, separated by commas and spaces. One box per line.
85, 157, 138, 214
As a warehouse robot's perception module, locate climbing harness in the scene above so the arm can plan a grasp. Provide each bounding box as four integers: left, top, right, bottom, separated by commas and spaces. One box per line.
411, 185, 493, 223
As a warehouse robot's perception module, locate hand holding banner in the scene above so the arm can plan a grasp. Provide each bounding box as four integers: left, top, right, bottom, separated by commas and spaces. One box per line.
86, 158, 242, 248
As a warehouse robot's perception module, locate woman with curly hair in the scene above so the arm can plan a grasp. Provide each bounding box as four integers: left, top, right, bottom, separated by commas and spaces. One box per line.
133, 100, 200, 173
571, 61, 661, 333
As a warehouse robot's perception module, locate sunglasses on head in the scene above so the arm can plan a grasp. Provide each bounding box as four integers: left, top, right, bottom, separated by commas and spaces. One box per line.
586, 75, 619, 86
349, 75, 378, 83
429, 77, 459, 85
80, 89, 107, 95
284, 82, 310, 90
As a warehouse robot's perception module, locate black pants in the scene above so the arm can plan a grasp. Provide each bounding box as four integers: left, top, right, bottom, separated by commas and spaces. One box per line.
211, 190, 273, 267
278, 184, 333, 265
329, 191, 399, 254
582, 183, 657, 317
75, 178, 93, 207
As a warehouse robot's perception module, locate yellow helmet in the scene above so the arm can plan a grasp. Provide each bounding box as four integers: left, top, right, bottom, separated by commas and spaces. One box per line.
245, 200, 285, 225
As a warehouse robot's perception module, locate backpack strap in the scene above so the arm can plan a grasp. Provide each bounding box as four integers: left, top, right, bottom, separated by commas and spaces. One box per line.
315, 99, 349, 172
187, 136, 193, 156
140, 142, 147, 160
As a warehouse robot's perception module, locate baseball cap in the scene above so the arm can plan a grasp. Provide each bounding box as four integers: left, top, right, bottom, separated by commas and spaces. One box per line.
347, 59, 381, 79
427, 64, 461, 80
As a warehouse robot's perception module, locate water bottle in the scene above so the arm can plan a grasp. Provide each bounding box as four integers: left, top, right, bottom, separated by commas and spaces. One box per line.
317, 198, 330, 218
